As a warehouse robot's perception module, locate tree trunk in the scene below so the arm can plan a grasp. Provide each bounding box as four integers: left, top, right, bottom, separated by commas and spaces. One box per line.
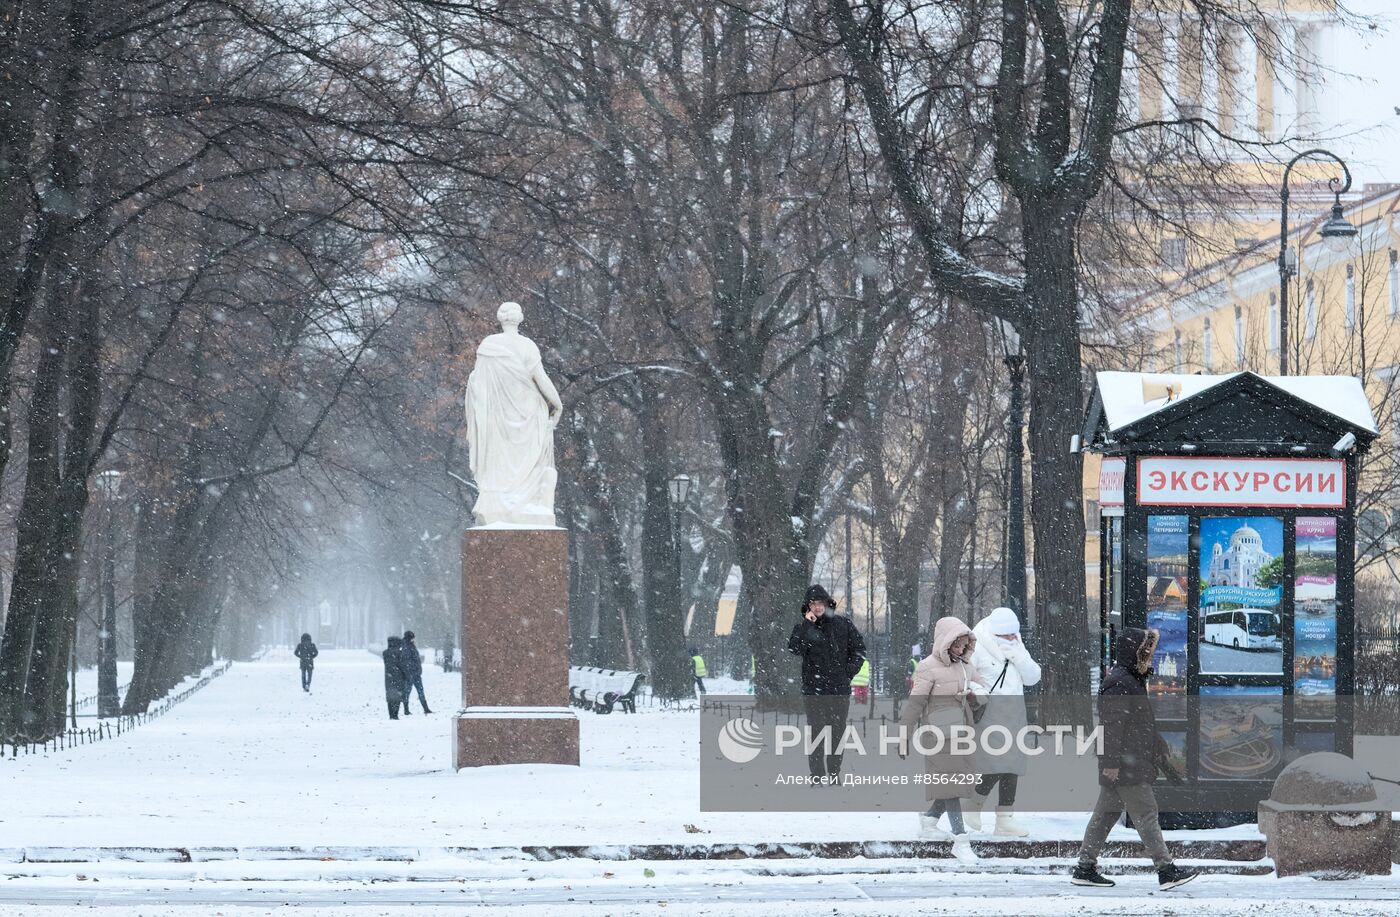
638, 400, 690, 700
1023, 206, 1090, 702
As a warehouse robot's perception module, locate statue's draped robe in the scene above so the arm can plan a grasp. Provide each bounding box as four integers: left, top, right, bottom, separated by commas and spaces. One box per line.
464, 335, 557, 525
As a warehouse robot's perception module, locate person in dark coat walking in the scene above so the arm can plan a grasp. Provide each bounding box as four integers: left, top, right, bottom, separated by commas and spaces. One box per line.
383, 636, 409, 719
787, 584, 866, 782
1072, 627, 1196, 891
401, 630, 431, 714
294, 633, 318, 692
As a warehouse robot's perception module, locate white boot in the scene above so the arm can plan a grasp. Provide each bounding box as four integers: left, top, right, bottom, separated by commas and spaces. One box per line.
951, 836, 979, 864
962, 794, 985, 832
993, 807, 1030, 838
918, 814, 950, 840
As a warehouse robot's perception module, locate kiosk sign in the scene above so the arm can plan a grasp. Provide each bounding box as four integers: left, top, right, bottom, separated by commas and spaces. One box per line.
1137, 457, 1345, 508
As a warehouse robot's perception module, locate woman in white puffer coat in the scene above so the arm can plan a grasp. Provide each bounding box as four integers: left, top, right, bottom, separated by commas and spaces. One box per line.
967, 606, 1041, 836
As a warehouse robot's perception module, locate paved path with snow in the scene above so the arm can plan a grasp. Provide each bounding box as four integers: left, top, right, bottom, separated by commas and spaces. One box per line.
1, 869, 1399, 915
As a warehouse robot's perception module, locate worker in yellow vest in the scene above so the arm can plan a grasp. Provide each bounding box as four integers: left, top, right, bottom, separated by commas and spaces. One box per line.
690, 646, 707, 695
851, 657, 871, 704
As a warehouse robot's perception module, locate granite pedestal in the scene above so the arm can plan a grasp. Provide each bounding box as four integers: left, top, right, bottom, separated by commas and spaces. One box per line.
453, 526, 579, 768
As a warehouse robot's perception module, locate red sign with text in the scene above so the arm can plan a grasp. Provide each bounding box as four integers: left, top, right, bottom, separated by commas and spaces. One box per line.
1136, 457, 1345, 508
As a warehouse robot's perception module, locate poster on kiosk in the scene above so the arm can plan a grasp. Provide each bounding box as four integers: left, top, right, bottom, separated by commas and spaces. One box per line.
1082, 371, 1377, 818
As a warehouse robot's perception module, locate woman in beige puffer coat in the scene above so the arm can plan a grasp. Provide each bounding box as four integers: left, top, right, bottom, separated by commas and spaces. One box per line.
900, 616, 987, 860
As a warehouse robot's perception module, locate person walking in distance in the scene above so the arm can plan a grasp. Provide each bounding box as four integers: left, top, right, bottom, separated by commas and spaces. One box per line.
294, 633, 318, 693
900, 616, 986, 864
690, 646, 708, 696
787, 584, 866, 784
967, 607, 1041, 835
1072, 627, 1196, 891
401, 631, 431, 714
383, 635, 409, 720
851, 657, 871, 705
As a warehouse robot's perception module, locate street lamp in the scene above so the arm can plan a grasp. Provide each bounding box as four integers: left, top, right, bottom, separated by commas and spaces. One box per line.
1001, 323, 1028, 646
1278, 149, 1357, 375
667, 473, 693, 508
95, 468, 124, 718
667, 473, 694, 663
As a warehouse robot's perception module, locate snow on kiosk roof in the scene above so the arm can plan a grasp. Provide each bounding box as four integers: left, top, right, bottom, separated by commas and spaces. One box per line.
1084, 371, 1378, 455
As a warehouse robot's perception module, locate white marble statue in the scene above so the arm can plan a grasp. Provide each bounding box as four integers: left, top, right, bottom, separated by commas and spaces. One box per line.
464, 302, 563, 526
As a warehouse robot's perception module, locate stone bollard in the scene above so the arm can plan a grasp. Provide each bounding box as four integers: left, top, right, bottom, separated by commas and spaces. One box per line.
1257, 752, 1392, 878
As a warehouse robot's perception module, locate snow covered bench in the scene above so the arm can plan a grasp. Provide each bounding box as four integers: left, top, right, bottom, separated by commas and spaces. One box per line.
568, 666, 645, 714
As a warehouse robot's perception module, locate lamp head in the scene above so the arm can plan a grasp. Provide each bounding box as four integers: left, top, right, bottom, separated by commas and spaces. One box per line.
1319, 200, 1357, 254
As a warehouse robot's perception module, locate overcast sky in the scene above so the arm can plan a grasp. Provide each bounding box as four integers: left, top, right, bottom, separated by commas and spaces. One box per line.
1323, 1, 1400, 181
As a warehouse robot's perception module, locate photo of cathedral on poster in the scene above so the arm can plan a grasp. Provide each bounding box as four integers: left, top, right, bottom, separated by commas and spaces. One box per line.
1206, 522, 1272, 591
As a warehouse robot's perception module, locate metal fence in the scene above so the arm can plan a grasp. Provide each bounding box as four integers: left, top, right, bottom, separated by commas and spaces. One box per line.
6, 660, 233, 759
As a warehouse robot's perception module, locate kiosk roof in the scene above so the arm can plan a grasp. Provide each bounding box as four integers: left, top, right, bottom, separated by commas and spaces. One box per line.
1095, 371, 1378, 435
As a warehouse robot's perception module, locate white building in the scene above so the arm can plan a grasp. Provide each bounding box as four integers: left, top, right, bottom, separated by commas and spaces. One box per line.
1207, 525, 1272, 589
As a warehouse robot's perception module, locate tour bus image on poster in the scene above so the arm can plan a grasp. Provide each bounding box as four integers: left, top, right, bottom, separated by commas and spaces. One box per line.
1197, 517, 1285, 676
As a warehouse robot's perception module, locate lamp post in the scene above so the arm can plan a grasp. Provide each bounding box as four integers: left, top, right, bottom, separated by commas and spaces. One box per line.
1002, 324, 1028, 645
667, 472, 693, 651
1278, 149, 1358, 375
96, 468, 123, 718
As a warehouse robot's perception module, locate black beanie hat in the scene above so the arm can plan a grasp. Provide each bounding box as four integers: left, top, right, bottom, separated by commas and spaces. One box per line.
802, 584, 837, 612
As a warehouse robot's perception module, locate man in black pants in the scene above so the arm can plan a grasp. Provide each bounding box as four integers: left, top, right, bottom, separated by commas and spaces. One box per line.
294, 633, 318, 692
787, 584, 866, 784
401, 631, 431, 714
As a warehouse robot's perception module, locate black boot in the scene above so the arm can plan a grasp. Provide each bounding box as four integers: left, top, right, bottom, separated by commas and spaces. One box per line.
1070, 864, 1115, 887
1157, 864, 1197, 891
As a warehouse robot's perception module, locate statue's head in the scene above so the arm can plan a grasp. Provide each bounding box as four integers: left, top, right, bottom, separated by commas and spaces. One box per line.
497, 301, 524, 328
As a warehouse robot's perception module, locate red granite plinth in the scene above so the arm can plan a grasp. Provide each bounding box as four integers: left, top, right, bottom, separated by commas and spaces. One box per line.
454, 708, 579, 768
454, 526, 579, 769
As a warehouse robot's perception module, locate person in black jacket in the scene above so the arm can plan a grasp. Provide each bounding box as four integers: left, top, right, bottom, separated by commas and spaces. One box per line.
787, 584, 866, 782
294, 633, 318, 692
1072, 627, 1196, 891
401, 631, 431, 714
383, 635, 409, 719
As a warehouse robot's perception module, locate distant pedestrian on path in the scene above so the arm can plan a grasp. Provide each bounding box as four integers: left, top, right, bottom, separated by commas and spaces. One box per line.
294, 633, 318, 692
690, 646, 707, 696
851, 657, 871, 704
787, 584, 866, 784
402, 631, 431, 714
1072, 627, 1196, 891
383, 635, 409, 719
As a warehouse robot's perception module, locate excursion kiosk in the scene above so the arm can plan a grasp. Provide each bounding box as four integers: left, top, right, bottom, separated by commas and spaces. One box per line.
1082, 371, 1377, 822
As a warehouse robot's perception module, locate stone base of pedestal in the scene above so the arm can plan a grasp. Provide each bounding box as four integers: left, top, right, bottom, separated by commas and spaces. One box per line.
453, 706, 580, 769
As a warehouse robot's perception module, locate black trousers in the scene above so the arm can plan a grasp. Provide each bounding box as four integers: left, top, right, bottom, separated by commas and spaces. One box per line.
694, 676, 707, 695
802, 694, 851, 780
404, 675, 429, 711
975, 772, 1019, 806
300, 666, 313, 690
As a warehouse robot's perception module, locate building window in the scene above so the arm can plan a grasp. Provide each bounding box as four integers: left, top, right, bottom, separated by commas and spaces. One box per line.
1268, 293, 1279, 351
1345, 264, 1356, 328
1162, 237, 1187, 268
1173, 329, 1183, 370
1390, 249, 1399, 317
1305, 278, 1318, 340
1203, 318, 1213, 371
1234, 304, 1245, 366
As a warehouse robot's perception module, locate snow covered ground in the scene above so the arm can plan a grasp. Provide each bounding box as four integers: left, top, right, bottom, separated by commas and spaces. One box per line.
1, 648, 1262, 847
4, 649, 1399, 914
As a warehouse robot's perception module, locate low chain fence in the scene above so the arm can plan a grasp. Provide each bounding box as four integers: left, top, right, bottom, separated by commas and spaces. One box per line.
6, 660, 233, 759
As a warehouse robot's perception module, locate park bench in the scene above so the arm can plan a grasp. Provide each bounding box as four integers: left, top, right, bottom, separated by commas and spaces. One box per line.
568, 666, 645, 714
